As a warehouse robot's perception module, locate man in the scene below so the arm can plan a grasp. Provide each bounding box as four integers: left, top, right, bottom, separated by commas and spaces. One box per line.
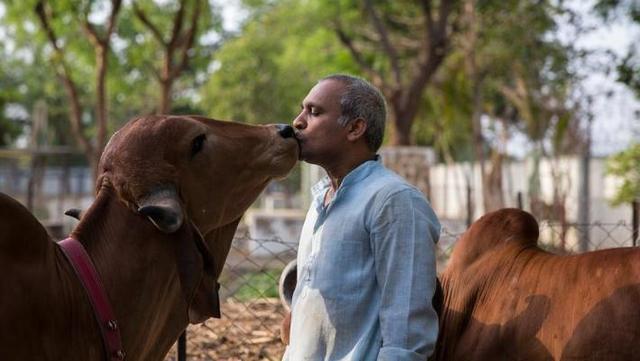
282, 74, 440, 361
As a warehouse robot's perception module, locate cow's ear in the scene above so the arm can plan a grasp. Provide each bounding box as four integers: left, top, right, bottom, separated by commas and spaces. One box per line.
186, 218, 241, 324
171, 220, 221, 324
138, 186, 184, 233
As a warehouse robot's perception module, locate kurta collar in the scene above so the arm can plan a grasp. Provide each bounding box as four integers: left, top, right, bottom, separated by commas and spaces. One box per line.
310, 155, 381, 201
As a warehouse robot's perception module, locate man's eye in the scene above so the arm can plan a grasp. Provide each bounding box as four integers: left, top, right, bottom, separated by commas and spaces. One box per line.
310, 107, 320, 116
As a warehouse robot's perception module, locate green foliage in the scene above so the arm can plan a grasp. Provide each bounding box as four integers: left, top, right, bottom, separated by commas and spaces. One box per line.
0, 1, 76, 146
1, 0, 117, 148
478, 0, 575, 144
0, 98, 21, 146
414, 53, 474, 160
200, 0, 359, 124
617, 50, 640, 99
415, 0, 578, 161
232, 269, 280, 301
0, 0, 225, 151
0, 0, 596, 167
116, 0, 223, 114
606, 143, 640, 205
595, 0, 640, 98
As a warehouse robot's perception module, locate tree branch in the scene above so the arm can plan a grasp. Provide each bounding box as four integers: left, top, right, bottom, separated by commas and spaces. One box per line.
34, 0, 61, 52
403, 0, 454, 121
133, 2, 166, 46
169, 0, 187, 50
106, 0, 122, 36
80, 0, 122, 48
172, 0, 201, 79
334, 23, 384, 86
81, 20, 102, 47
420, 0, 435, 41
34, 0, 93, 157
363, 0, 401, 86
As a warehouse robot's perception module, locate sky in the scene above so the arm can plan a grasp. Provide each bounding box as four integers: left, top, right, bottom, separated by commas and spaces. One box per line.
562, 0, 640, 156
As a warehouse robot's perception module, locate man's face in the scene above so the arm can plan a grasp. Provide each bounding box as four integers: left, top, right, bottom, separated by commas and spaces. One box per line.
292, 80, 349, 166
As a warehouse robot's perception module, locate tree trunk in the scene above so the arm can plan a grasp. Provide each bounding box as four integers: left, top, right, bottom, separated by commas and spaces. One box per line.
483, 150, 504, 212
160, 79, 172, 114
35, 0, 121, 184
335, 0, 458, 148
389, 102, 415, 145
464, 0, 505, 213
134, 0, 202, 115
95, 44, 109, 159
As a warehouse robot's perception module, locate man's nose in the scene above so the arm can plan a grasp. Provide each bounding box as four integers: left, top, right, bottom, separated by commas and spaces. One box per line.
293, 113, 305, 129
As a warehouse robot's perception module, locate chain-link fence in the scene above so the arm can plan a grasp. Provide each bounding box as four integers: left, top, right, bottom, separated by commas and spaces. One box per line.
164, 220, 638, 361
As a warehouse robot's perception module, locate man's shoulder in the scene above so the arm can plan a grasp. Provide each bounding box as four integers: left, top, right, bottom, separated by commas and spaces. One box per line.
362, 165, 424, 199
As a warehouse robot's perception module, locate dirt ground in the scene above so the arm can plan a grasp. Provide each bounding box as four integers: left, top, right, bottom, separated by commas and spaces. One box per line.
164, 298, 287, 361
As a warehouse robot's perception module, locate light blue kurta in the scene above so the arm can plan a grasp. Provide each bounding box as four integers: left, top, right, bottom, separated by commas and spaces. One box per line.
283, 159, 440, 361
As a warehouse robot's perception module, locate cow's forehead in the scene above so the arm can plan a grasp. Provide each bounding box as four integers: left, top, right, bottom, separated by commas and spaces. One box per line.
106, 117, 200, 153
124, 115, 203, 139
113, 116, 261, 143
101, 115, 268, 168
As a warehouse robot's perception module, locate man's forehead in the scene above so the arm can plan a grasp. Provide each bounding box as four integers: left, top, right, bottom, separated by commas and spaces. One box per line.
303, 80, 345, 105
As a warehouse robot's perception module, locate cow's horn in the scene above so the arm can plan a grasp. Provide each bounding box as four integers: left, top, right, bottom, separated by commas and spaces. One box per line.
64, 208, 83, 220
138, 186, 184, 234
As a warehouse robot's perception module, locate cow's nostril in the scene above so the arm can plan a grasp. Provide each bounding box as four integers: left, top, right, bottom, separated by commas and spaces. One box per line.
276, 124, 295, 139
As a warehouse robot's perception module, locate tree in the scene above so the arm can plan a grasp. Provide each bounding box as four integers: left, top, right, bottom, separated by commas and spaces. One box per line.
34, 0, 122, 176
606, 143, 640, 204
129, 0, 221, 114
595, 0, 640, 97
201, 0, 359, 124
330, 0, 461, 145
417, 0, 579, 213
200, 0, 361, 195
0, 5, 83, 149
0, 42, 25, 146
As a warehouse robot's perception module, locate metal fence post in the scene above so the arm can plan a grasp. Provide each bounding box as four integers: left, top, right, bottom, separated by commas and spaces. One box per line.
466, 183, 473, 228
178, 331, 186, 361
633, 200, 639, 247
517, 191, 523, 210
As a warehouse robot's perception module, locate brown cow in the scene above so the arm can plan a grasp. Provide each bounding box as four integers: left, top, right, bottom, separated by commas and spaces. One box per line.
435, 208, 640, 361
0, 115, 298, 360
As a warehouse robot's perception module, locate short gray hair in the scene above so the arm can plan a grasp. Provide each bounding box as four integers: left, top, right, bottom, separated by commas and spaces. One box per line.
320, 74, 387, 152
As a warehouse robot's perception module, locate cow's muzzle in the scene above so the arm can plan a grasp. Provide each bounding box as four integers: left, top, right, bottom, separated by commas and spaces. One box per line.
276, 124, 295, 139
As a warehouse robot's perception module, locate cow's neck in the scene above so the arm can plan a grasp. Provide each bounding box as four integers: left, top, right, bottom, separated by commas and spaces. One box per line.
69, 185, 186, 360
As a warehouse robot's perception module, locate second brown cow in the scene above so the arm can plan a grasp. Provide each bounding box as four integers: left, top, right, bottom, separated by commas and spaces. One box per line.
435, 208, 640, 360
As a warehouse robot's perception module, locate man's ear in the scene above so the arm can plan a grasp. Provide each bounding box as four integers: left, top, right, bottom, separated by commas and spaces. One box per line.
346, 118, 367, 142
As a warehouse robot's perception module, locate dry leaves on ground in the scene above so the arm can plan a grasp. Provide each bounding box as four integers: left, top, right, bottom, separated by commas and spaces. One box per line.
165, 298, 286, 361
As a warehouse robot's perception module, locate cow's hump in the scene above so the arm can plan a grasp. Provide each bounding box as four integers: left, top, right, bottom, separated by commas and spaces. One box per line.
0, 192, 50, 261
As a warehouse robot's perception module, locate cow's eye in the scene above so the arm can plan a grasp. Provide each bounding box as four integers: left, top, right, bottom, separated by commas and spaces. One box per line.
191, 134, 206, 157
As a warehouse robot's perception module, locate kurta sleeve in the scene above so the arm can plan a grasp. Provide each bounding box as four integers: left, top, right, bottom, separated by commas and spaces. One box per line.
370, 187, 440, 361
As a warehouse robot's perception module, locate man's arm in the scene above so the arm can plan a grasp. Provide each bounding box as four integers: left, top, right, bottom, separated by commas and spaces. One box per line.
370, 188, 440, 361
280, 310, 291, 345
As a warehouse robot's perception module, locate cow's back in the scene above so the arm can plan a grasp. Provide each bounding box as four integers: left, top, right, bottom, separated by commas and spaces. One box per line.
545, 248, 640, 360
440, 243, 640, 361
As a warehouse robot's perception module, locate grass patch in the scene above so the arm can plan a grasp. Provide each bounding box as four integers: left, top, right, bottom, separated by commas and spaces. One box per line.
233, 269, 281, 301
